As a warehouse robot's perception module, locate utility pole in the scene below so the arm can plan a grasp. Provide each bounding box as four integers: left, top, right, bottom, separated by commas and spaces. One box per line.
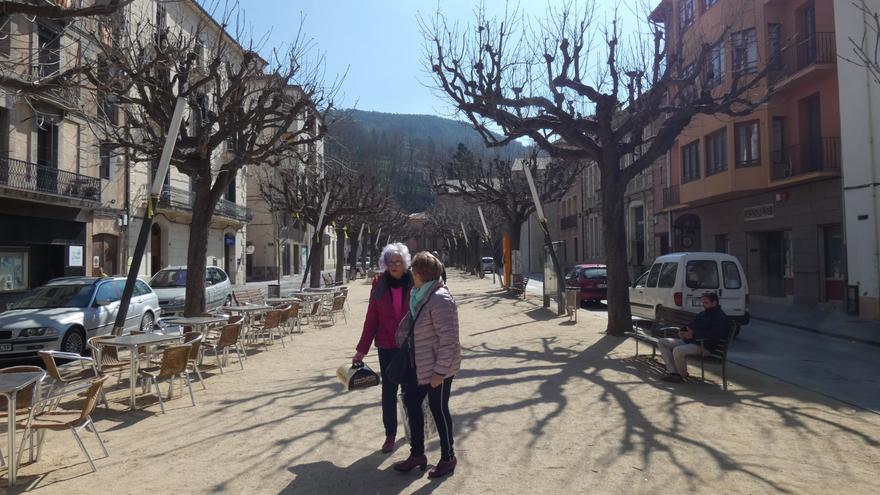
112, 97, 187, 335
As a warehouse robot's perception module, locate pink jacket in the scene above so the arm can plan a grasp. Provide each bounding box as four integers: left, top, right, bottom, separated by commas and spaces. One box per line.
356, 276, 411, 354
395, 282, 461, 385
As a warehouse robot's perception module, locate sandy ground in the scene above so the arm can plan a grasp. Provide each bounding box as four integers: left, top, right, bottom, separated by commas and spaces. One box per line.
4, 270, 880, 494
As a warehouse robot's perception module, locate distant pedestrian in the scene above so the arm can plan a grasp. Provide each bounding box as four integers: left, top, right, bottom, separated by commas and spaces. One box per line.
393, 251, 460, 478
659, 292, 729, 382
352, 243, 414, 453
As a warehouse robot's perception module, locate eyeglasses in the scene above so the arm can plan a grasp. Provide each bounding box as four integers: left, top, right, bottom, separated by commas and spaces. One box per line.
386, 260, 404, 266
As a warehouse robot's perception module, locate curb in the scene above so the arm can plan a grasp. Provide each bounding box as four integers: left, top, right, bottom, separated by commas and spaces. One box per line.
751, 315, 880, 348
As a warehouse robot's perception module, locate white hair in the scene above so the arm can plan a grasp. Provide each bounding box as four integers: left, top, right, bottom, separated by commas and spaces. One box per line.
379, 243, 411, 272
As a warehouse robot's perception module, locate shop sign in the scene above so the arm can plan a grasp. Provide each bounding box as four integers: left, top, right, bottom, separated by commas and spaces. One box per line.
744, 204, 774, 222
68, 245, 84, 267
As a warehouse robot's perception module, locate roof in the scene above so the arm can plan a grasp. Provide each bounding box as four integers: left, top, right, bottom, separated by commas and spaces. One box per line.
574, 264, 607, 268
46, 277, 104, 285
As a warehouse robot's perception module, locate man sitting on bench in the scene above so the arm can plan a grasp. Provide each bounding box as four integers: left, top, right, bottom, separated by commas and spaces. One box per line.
659, 292, 728, 383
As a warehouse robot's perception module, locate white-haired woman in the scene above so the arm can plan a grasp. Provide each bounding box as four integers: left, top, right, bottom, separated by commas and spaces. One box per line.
353, 242, 414, 453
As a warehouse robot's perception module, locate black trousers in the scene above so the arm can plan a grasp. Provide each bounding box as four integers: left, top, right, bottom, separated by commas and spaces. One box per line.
377, 348, 400, 438
402, 375, 455, 461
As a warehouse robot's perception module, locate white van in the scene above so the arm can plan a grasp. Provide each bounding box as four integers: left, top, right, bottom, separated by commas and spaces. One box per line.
629, 252, 750, 325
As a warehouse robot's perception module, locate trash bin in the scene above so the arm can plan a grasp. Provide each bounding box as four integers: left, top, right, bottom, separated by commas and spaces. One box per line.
267, 284, 281, 298
564, 287, 580, 322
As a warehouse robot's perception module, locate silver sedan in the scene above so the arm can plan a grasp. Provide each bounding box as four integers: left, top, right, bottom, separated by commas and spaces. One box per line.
0, 276, 160, 357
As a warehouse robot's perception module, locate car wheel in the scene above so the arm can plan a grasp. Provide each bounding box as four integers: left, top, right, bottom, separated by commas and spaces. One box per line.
141, 311, 155, 333
60, 328, 86, 355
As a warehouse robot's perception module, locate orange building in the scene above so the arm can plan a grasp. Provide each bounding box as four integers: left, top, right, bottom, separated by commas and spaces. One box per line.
652, 0, 843, 307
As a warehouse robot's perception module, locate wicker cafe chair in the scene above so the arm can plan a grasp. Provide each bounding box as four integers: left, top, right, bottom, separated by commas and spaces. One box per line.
287, 303, 303, 334
17, 376, 110, 474
87, 335, 130, 383
38, 351, 108, 410
152, 332, 206, 390
138, 345, 196, 414
0, 366, 46, 469
250, 310, 284, 350
329, 294, 347, 325
275, 304, 292, 341
204, 323, 245, 374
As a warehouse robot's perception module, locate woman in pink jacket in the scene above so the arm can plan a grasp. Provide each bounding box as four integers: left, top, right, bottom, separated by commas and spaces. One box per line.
393, 252, 461, 479
352, 243, 413, 454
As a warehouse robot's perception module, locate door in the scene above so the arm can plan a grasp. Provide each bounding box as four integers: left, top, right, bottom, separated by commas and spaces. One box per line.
719, 261, 746, 316
683, 259, 721, 310
801, 95, 823, 171
823, 225, 844, 301
35, 120, 58, 194
205, 268, 218, 309
91, 280, 123, 335
224, 234, 234, 280
150, 224, 162, 276
629, 271, 651, 319
92, 234, 118, 276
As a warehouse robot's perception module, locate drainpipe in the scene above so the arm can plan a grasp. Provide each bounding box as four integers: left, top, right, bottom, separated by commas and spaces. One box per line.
666, 149, 673, 251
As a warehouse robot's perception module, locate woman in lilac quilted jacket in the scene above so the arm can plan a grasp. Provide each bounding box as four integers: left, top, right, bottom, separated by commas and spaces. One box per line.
393, 251, 461, 479
352, 243, 413, 454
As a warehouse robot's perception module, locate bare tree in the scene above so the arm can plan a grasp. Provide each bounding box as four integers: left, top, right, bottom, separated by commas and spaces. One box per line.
424, 3, 774, 334
432, 143, 583, 271
84, 5, 335, 314
0, 0, 132, 95
841, 0, 880, 84
260, 162, 394, 287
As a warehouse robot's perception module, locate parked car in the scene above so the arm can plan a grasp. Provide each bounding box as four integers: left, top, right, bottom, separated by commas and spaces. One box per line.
149, 266, 232, 317
629, 252, 749, 326
481, 257, 495, 273
565, 264, 608, 303
0, 276, 161, 357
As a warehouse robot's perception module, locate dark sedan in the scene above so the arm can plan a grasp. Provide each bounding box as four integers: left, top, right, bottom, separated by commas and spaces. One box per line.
564, 264, 607, 303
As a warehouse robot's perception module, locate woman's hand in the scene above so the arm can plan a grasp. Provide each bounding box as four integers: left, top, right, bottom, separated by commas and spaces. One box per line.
430, 373, 445, 388
352, 351, 366, 364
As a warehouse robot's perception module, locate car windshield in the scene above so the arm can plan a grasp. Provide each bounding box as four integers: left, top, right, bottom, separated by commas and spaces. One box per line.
13, 284, 95, 309
583, 268, 607, 279
150, 269, 187, 288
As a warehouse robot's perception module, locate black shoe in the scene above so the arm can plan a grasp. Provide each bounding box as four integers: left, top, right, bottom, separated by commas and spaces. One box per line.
662, 373, 684, 383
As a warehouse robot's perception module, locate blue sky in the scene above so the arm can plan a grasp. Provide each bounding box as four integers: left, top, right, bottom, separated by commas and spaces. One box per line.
241, 1, 641, 117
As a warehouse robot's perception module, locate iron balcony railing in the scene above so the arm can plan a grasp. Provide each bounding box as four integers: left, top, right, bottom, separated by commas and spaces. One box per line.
769, 32, 836, 83
662, 185, 680, 208
560, 214, 578, 230
156, 184, 253, 222
770, 137, 841, 180
0, 155, 101, 203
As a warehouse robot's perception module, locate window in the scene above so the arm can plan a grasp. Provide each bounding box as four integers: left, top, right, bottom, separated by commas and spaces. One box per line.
735, 121, 760, 166
36, 23, 61, 78
0, 250, 28, 292
94, 281, 122, 304
722, 261, 742, 289
0, 15, 11, 57
707, 42, 725, 88
646, 263, 663, 287
702, 0, 719, 9
633, 272, 649, 288
658, 262, 679, 288
705, 128, 727, 174
783, 230, 793, 278
631, 205, 645, 266
679, 0, 694, 31
714, 234, 729, 253
771, 117, 785, 164
685, 260, 720, 289
768, 23, 783, 70
682, 140, 700, 183
731, 28, 757, 74
99, 144, 112, 180
134, 280, 152, 296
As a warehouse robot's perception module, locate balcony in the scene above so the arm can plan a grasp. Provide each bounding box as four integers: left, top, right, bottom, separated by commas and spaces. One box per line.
770, 137, 840, 181
0, 155, 101, 204
769, 32, 836, 89
156, 185, 253, 223
560, 214, 578, 230
662, 185, 680, 208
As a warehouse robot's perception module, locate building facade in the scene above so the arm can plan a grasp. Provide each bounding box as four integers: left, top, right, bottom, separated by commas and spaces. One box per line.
653, 0, 844, 308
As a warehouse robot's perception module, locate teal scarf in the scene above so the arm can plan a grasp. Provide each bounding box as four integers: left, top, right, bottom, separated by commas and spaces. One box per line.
410, 280, 436, 320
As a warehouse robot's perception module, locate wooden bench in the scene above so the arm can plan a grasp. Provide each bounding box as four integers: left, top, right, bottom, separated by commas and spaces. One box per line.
626, 306, 738, 390
232, 288, 265, 306
509, 274, 529, 299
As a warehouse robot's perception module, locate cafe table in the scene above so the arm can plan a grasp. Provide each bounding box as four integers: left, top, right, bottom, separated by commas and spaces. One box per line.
100, 333, 184, 410
1, 371, 45, 486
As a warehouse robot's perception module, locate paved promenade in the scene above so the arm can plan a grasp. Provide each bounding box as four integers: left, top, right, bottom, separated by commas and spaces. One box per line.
14, 271, 880, 494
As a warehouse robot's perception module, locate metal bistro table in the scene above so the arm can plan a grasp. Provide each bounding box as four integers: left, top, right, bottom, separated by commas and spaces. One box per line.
266, 297, 302, 306
1, 371, 44, 486
163, 315, 229, 336
101, 333, 184, 411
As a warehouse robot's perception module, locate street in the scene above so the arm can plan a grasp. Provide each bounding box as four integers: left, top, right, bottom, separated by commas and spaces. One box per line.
530, 278, 880, 415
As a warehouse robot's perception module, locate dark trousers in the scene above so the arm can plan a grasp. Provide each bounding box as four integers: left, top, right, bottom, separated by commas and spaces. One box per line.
377, 348, 400, 438
402, 376, 455, 461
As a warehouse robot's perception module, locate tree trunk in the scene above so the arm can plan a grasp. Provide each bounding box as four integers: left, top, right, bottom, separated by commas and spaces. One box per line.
309, 228, 324, 288
348, 232, 360, 279
507, 218, 523, 251
184, 179, 218, 317
335, 227, 346, 283
601, 174, 632, 336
